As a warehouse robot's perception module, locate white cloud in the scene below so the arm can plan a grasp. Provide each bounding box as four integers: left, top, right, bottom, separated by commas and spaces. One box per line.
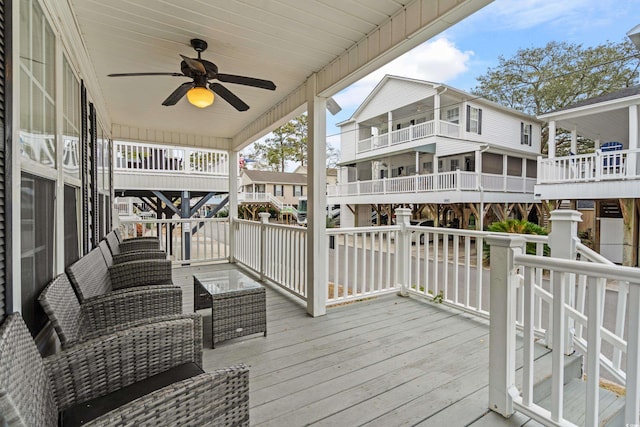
333, 37, 473, 109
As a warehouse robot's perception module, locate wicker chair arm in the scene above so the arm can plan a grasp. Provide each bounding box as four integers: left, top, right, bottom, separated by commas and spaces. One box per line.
109, 259, 173, 289
112, 250, 166, 264
78, 313, 202, 366
44, 317, 200, 411
85, 365, 249, 427
79, 286, 182, 333
119, 239, 162, 253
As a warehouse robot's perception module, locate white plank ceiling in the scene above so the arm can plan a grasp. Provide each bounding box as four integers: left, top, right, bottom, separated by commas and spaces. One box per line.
69, 0, 492, 150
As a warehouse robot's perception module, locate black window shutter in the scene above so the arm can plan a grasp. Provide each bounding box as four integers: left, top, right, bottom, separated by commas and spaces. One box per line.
478, 109, 482, 135
81, 82, 89, 254
520, 122, 524, 145
466, 105, 471, 132
528, 124, 533, 146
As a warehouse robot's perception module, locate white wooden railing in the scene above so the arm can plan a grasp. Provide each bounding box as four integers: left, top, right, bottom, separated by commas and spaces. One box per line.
119, 217, 230, 263
537, 149, 640, 184
114, 141, 229, 176
234, 214, 307, 300
356, 120, 457, 154
487, 210, 640, 426
238, 192, 285, 211
327, 171, 535, 197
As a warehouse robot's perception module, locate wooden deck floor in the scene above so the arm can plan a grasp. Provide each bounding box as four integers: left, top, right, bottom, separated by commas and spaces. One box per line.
173, 264, 542, 427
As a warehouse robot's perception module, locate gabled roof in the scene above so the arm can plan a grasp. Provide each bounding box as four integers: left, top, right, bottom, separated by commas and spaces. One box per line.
338, 75, 539, 127
242, 169, 307, 185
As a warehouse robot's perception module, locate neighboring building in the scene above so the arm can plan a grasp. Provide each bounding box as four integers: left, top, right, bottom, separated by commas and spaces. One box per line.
240, 168, 307, 207
536, 85, 640, 266
327, 75, 544, 229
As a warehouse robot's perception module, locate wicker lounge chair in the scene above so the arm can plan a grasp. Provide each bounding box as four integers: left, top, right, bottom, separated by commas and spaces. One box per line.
66, 246, 174, 303
38, 273, 197, 354
108, 229, 162, 253
99, 239, 166, 265
0, 312, 249, 426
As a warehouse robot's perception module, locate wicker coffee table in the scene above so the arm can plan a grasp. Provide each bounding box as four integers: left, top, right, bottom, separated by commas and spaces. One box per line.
193, 269, 266, 348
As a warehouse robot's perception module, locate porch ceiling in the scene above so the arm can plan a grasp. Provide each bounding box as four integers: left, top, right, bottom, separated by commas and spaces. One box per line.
68, 0, 492, 151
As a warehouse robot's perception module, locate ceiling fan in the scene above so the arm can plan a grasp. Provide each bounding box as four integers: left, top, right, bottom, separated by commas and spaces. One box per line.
108, 38, 276, 111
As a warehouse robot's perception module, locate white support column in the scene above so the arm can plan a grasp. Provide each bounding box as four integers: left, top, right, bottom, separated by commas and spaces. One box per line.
548, 209, 582, 355
415, 151, 419, 175
387, 111, 393, 137
487, 235, 525, 418
502, 154, 508, 191
395, 208, 411, 296
229, 150, 239, 263
306, 74, 328, 317
570, 129, 577, 155
521, 157, 527, 193
548, 120, 557, 158
628, 104, 638, 176
10, 0, 22, 313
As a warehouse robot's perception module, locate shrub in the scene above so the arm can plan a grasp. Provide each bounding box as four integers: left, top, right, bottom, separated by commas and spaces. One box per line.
484, 219, 549, 262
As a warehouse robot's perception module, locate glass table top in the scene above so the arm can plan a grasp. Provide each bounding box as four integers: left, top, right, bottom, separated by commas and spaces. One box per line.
194, 269, 263, 295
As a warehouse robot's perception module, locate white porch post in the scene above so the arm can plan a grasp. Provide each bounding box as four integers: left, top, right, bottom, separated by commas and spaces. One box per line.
387, 111, 393, 140
548, 209, 582, 355
228, 150, 239, 263
306, 74, 328, 317
395, 208, 411, 297
487, 235, 524, 417
570, 129, 577, 154
502, 154, 508, 191
548, 120, 557, 158
628, 104, 638, 176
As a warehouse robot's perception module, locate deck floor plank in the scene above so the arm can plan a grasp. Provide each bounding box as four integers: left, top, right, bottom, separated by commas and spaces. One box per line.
172, 264, 542, 426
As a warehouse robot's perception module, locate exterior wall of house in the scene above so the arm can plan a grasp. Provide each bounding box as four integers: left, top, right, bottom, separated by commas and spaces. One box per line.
356, 80, 437, 123
339, 121, 357, 162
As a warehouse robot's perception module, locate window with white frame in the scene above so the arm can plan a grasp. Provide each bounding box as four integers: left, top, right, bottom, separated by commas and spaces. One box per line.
521, 122, 532, 146
450, 159, 460, 171
293, 185, 303, 197
274, 184, 284, 196
444, 107, 459, 124
466, 106, 482, 134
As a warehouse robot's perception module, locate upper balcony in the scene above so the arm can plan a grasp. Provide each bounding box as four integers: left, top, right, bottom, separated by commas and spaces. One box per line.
535, 148, 640, 200
356, 120, 460, 155
328, 170, 536, 204
113, 141, 230, 193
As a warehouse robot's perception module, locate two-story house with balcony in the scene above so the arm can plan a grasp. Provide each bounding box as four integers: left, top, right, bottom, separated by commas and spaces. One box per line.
535, 85, 640, 266
327, 75, 544, 230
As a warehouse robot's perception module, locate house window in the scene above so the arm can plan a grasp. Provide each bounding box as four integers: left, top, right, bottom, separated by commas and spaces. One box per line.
293, 185, 303, 197
21, 173, 55, 336
255, 184, 265, 193
423, 162, 433, 173
521, 122, 532, 146
274, 185, 284, 196
466, 106, 482, 134
445, 107, 459, 124
450, 159, 460, 171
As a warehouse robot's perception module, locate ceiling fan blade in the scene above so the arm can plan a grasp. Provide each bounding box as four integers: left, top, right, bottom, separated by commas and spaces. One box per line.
162, 82, 194, 106
108, 72, 185, 77
216, 74, 276, 91
210, 83, 250, 111
180, 55, 206, 74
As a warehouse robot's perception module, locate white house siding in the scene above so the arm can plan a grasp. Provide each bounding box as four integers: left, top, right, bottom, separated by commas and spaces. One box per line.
340, 122, 357, 162
114, 172, 228, 193
436, 139, 479, 158
356, 80, 437, 123
461, 102, 541, 155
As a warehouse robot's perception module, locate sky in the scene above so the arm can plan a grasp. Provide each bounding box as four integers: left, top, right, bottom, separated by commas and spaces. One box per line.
246, 0, 640, 166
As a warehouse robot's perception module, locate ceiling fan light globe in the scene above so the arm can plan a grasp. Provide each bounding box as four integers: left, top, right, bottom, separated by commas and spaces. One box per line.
187, 86, 214, 108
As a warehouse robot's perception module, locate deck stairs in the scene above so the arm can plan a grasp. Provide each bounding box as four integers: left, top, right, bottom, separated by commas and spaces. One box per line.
507, 343, 625, 426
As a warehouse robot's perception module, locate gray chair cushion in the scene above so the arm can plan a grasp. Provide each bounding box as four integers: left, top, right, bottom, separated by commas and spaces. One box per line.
66, 248, 113, 302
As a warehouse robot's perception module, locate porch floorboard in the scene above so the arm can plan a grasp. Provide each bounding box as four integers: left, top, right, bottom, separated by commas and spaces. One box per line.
172, 264, 538, 426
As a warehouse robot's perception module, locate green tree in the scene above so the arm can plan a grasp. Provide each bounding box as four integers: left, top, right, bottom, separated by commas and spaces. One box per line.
249, 113, 340, 170
472, 40, 639, 155
483, 219, 549, 262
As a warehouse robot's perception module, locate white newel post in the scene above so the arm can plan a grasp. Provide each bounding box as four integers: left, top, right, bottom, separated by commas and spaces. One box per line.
258, 212, 270, 282
548, 209, 581, 355
487, 235, 525, 418
395, 208, 411, 297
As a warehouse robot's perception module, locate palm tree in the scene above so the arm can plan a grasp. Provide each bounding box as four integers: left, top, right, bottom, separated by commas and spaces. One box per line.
484, 219, 549, 262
